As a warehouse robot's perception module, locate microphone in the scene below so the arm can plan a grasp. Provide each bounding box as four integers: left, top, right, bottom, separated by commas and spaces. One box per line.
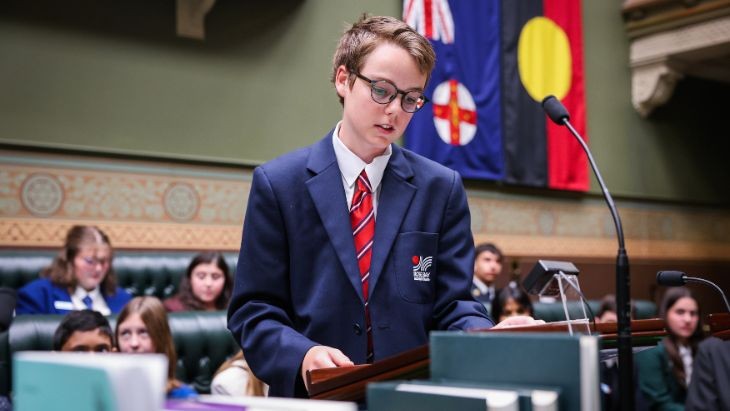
542, 96, 570, 125
656, 270, 687, 286
657, 271, 730, 312
541, 95, 634, 410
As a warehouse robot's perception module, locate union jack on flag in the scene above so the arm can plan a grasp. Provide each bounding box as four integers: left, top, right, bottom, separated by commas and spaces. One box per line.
403, 0, 455, 44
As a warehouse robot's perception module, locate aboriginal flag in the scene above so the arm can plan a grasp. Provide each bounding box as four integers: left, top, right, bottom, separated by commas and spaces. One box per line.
403, 0, 588, 191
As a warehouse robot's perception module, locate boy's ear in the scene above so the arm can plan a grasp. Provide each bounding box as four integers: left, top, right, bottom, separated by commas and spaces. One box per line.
334, 65, 351, 98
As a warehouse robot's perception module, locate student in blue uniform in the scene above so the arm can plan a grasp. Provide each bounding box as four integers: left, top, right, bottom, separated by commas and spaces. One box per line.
16, 225, 131, 315
227, 14, 538, 398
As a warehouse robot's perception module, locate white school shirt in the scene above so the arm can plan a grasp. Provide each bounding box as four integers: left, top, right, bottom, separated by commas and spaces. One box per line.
332, 122, 392, 214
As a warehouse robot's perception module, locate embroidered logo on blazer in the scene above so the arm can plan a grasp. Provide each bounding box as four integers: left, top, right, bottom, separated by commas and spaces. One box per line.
411, 255, 433, 282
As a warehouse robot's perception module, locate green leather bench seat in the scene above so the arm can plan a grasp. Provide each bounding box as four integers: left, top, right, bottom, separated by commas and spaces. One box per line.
0, 311, 239, 396
0, 250, 238, 300
532, 299, 656, 323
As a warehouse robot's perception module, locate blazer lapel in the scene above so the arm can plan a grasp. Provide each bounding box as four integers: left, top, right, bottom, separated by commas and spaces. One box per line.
368, 146, 416, 295
305, 134, 365, 303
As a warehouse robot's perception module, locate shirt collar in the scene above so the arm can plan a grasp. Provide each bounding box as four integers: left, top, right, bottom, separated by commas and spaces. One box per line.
472, 277, 491, 294
72, 285, 102, 300
332, 122, 391, 192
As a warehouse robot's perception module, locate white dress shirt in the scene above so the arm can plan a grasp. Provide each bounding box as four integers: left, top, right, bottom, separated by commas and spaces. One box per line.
71, 286, 111, 315
332, 122, 392, 214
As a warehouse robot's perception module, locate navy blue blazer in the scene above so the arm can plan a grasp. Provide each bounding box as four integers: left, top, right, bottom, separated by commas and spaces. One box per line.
227, 132, 493, 398
15, 278, 132, 315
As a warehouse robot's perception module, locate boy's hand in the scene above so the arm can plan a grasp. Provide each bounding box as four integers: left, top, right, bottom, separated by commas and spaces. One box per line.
492, 315, 545, 328
301, 345, 354, 391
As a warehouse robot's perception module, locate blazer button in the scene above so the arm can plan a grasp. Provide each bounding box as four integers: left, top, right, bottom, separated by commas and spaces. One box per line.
353, 323, 362, 335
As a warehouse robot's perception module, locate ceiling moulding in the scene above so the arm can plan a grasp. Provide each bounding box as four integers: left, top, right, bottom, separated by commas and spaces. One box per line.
622, 0, 730, 116
177, 0, 217, 40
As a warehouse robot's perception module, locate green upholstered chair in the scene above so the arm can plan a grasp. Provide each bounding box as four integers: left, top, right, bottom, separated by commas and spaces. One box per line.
0, 310, 239, 396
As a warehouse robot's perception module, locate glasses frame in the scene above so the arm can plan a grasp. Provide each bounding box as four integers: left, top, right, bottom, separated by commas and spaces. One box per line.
354, 72, 429, 113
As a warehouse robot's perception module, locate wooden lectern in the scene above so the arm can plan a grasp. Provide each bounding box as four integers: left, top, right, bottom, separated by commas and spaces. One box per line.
307, 318, 670, 402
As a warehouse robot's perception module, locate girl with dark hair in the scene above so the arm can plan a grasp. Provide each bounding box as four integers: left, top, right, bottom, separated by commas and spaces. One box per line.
116, 296, 197, 399
16, 225, 131, 314
636, 287, 704, 409
163, 252, 232, 312
490, 283, 534, 323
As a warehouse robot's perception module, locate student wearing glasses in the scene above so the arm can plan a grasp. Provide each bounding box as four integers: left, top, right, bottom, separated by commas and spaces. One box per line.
16, 225, 131, 315
227, 15, 538, 398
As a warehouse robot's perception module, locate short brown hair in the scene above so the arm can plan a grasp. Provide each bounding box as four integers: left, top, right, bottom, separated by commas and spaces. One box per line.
331, 14, 436, 105
43, 225, 118, 296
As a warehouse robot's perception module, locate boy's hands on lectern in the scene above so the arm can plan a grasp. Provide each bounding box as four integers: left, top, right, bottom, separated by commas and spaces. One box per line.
301, 345, 354, 391
492, 315, 545, 329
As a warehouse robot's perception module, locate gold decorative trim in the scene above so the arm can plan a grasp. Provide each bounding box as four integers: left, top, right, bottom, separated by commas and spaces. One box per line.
476, 234, 730, 261
2, 149, 730, 260
1, 219, 242, 251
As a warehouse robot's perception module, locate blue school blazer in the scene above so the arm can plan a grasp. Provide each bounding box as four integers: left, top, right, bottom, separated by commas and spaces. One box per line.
16, 278, 132, 314
228, 131, 493, 397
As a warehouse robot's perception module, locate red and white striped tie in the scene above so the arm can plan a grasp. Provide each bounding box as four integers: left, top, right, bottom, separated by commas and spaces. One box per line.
350, 170, 375, 363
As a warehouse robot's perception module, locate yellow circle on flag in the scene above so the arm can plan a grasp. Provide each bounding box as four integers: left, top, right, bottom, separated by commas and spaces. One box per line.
518, 17, 572, 102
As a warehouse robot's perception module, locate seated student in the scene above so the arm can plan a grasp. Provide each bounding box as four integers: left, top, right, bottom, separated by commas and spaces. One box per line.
490, 283, 534, 323
16, 225, 131, 315
53, 309, 115, 353
211, 350, 268, 397
115, 296, 197, 399
595, 293, 637, 324
470, 243, 504, 315
163, 252, 232, 312
636, 287, 704, 410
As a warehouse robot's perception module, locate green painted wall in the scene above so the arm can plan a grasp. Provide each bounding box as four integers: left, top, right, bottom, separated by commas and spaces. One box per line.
0, 0, 401, 164
1, 0, 728, 205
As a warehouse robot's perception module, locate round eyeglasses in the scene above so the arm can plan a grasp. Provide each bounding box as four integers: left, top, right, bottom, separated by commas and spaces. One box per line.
354, 73, 429, 113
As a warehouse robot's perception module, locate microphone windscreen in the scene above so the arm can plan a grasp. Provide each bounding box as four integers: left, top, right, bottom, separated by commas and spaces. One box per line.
656, 271, 687, 286
542, 95, 570, 125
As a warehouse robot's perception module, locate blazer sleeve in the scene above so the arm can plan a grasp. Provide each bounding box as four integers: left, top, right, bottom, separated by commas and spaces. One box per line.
431, 170, 494, 331
15, 279, 54, 315
227, 166, 318, 398
635, 345, 685, 411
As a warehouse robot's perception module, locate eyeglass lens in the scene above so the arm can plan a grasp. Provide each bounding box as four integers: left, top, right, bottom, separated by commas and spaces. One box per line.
370, 80, 425, 113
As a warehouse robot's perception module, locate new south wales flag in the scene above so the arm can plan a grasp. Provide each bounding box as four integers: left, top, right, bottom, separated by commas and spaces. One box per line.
404, 0, 588, 191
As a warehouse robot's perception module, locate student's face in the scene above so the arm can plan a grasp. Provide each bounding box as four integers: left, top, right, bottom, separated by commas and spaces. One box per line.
73, 244, 111, 291
335, 42, 427, 162
117, 313, 155, 353
666, 296, 699, 343
474, 251, 502, 285
499, 298, 531, 322
597, 310, 618, 323
190, 262, 226, 308
61, 329, 114, 353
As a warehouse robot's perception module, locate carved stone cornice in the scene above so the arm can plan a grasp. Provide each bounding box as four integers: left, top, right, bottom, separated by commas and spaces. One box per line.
623, 0, 730, 116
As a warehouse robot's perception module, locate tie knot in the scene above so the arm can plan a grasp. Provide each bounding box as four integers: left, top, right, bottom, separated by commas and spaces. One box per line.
356, 170, 372, 193
82, 295, 93, 309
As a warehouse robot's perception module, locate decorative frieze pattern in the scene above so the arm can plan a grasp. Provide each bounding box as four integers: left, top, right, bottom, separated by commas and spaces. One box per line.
1, 150, 729, 260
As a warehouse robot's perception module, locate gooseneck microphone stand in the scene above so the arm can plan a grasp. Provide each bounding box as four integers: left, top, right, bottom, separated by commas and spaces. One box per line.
542, 96, 634, 411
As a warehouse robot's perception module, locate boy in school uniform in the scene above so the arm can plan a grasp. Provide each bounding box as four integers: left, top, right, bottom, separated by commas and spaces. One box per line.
227, 14, 537, 398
